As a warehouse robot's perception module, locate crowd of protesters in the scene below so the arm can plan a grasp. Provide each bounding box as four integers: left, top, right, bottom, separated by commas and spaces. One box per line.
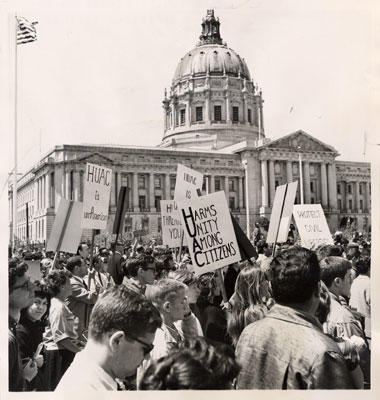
8, 227, 371, 391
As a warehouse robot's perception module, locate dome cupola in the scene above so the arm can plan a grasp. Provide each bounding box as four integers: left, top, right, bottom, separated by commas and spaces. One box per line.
160, 10, 264, 150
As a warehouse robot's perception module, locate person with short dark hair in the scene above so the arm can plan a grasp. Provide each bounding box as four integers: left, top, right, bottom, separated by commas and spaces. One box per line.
65, 255, 100, 341
139, 337, 240, 390
56, 286, 162, 391
122, 254, 156, 295
236, 246, 354, 389
9, 261, 37, 391
85, 255, 115, 292
315, 244, 344, 261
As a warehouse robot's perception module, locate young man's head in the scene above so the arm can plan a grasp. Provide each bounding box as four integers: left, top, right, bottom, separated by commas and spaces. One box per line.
66, 255, 87, 278
268, 246, 320, 312
315, 244, 344, 262
145, 278, 187, 323
320, 256, 353, 298
77, 243, 89, 260
9, 260, 35, 313
124, 255, 156, 285
88, 286, 162, 379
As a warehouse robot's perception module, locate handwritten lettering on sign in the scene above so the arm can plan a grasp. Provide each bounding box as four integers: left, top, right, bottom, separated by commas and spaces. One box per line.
161, 200, 186, 248
178, 191, 241, 275
174, 164, 203, 203
293, 204, 333, 249
82, 163, 113, 230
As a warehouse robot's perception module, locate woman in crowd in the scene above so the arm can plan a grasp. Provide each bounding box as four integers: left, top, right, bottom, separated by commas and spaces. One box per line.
16, 281, 51, 391
227, 264, 272, 347
139, 337, 240, 390
85, 254, 114, 291
42, 270, 84, 390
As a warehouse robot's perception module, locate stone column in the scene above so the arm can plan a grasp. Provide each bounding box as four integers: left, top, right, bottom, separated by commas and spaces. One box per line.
303, 161, 311, 204
355, 181, 361, 212
165, 174, 171, 200
366, 181, 371, 210
117, 172, 122, 198
65, 171, 70, 200
224, 176, 230, 205
133, 172, 139, 212
286, 161, 292, 183
321, 162, 328, 208
327, 163, 337, 209
205, 92, 210, 123
110, 172, 116, 207
261, 160, 268, 208
238, 176, 244, 209
268, 160, 275, 206
73, 171, 80, 201
210, 175, 215, 193
149, 173, 156, 211
186, 99, 191, 127
45, 173, 50, 208
340, 181, 346, 211
225, 91, 231, 123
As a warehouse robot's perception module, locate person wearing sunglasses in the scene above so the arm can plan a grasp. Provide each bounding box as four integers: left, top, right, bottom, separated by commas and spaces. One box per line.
122, 254, 156, 296
9, 260, 37, 391
56, 285, 162, 391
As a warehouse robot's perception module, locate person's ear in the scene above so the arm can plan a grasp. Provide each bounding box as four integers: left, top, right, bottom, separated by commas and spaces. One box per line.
333, 277, 342, 288
109, 331, 125, 352
163, 301, 171, 314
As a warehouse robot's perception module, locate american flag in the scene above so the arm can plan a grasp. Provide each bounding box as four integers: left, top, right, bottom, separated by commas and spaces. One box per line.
17, 17, 37, 45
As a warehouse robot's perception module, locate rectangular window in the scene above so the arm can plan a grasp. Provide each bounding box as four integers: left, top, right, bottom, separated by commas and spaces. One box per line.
215, 178, 221, 191
196, 106, 203, 122
310, 182, 314, 192
180, 108, 186, 125
349, 199, 352, 209
360, 199, 363, 210
139, 195, 146, 210
138, 175, 146, 189
338, 199, 342, 210
311, 198, 315, 204
359, 184, 363, 195
214, 105, 222, 121
121, 173, 129, 187
337, 184, 341, 195
247, 108, 252, 123
154, 176, 161, 189
155, 196, 162, 211
232, 106, 239, 122
347, 184, 352, 194
229, 197, 235, 210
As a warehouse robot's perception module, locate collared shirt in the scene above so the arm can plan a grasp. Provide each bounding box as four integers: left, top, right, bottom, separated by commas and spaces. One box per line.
9, 316, 25, 391
236, 303, 354, 389
56, 348, 118, 391
43, 298, 78, 351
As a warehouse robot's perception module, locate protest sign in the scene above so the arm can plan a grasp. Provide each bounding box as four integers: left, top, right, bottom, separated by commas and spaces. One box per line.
178, 191, 241, 275
160, 200, 185, 248
112, 186, 129, 235
267, 181, 298, 244
293, 204, 334, 249
82, 162, 112, 230
46, 198, 83, 254
230, 212, 257, 262
174, 163, 203, 203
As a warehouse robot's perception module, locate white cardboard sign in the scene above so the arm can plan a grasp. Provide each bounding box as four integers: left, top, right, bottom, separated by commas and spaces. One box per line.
174, 164, 203, 203
82, 163, 112, 230
46, 198, 83, 254
267, 181, 298, 244
160, 200, 186, 248
293, 204, 334, 249
178, 191, 241, 275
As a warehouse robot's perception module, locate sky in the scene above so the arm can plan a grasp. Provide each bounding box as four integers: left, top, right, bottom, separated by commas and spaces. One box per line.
1, 0, 380, 184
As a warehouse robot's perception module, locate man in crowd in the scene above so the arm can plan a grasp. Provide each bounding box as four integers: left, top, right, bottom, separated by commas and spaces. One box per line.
56, 286, 162, 391
65, 256, 100, 341
236, 246, 354, 389
108, 242, 124, 285
122, 254, 156, 296
9, 260, 37, 391
77, 243, 89, 263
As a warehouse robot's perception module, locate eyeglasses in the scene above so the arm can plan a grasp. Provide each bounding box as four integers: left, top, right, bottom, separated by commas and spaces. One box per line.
124, 333, 154, 356
12, 278, 33, 292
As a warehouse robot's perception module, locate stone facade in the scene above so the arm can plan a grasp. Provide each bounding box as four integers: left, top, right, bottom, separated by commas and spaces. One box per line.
8, 10, 371, 247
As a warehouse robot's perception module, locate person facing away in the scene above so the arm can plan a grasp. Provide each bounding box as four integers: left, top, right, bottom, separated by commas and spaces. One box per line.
56, 286, 162, 391
9, 260, 38, 391
65, 256, 100, 341
236, 246, 354, 389
122, 254, 156, 296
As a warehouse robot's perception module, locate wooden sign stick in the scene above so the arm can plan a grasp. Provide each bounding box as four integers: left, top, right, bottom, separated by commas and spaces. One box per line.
272, 183, 289, 257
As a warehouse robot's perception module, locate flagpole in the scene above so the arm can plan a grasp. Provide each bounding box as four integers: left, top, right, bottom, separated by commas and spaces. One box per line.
12, 13, 18, 252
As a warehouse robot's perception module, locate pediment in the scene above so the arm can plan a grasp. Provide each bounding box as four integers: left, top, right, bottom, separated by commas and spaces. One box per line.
266, 130, 338, 154
76, 152, 114, 165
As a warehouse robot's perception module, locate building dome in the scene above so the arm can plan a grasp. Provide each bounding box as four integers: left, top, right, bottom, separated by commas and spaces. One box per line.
160, 10, 265, 150
173, 45, 251, 83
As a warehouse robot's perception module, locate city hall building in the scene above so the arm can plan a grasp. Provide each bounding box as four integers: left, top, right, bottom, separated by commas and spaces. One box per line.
9, 10, 371, 246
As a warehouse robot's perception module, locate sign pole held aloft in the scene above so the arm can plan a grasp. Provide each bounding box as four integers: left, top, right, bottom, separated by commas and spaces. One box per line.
272, 184, 288, 257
